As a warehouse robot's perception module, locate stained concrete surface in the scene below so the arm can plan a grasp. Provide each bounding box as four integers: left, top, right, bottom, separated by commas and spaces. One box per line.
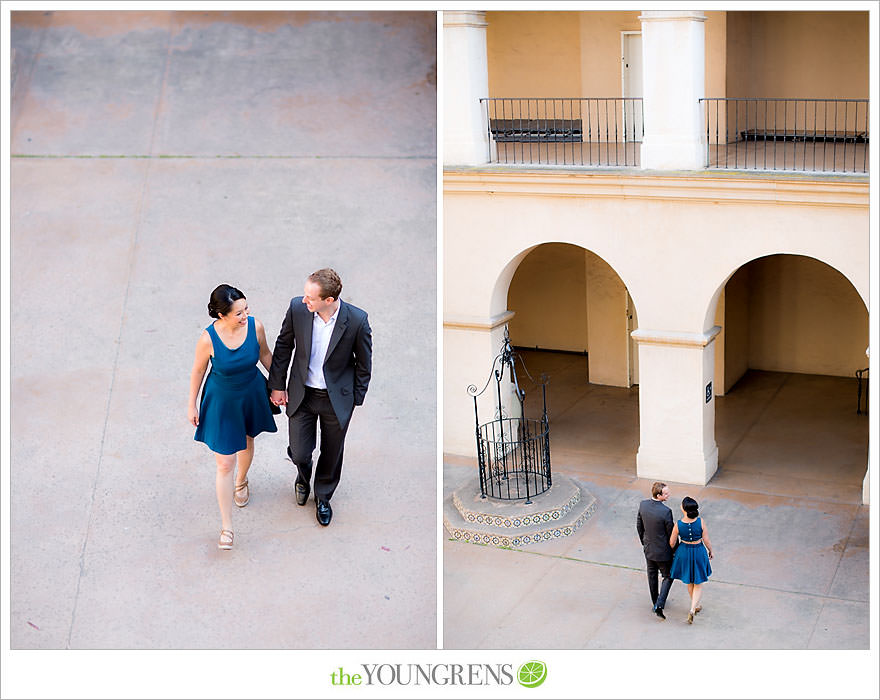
9, 10, 436, 650
444, 351, 869, 649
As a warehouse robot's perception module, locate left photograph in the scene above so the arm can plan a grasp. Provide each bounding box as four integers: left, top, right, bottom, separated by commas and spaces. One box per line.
9, 10, 436, 649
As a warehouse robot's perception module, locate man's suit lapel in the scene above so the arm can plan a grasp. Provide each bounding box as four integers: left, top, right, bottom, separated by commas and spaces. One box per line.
298, 301, 313, 360
324, 301, 349, 364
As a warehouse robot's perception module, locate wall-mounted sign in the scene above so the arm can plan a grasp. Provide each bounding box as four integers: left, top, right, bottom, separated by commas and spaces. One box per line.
706, 381, 713, 404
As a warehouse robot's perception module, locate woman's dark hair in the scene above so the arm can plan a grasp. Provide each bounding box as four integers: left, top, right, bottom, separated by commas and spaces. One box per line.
682, 496, 699, 519
207, 284, 245, 318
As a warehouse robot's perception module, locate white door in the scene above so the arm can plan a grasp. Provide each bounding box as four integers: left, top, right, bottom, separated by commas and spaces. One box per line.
622, 32, 643, 142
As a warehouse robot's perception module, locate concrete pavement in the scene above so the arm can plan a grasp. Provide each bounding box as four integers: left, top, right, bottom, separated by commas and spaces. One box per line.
444, 459, 868, 649
10, 10, 436, 649
444, 351, 869, 649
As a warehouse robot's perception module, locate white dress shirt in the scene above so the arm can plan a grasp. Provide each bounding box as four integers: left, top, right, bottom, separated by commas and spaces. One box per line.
305, 303, 340, 389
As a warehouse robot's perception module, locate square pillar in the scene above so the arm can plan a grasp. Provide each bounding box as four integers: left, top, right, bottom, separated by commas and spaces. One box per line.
639, 10, 707, 170
444, 11, 491, 166
444, 313, 519, 456
633, 327, 721, 485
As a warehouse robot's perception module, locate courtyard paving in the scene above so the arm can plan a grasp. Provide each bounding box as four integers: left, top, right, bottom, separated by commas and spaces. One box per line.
9, 10, 437, 651
444, 352, 870, 650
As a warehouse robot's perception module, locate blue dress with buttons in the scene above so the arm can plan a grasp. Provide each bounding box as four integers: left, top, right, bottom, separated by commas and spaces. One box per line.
194, 316, 278, 455
669, 517, 712, 584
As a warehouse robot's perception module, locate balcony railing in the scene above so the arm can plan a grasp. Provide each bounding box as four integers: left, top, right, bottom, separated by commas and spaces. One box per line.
701, 98, 869, 174
481, 98, 644, 167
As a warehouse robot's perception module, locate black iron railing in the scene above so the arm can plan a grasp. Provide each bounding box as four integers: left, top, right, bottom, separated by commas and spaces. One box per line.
477, 417, 550, 501
482, 97, 644, 167
856, 367, 868, 415
701, 98, 869, 173
469, 327, 551, 503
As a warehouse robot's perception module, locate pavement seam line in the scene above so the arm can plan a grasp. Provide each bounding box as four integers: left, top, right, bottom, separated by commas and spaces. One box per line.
64, 26, 173, 650
147, 13, 175, 158
801, 506, 871, 646
9, 18, 48, 140
10, 154, 435, 160
448, 540, 867, 604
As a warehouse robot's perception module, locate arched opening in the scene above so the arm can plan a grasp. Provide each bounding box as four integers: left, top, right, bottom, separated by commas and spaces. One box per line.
505, 242, 640, 476
711, 254, 869, 500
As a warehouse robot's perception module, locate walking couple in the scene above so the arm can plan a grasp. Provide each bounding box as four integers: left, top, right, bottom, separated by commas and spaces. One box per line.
187, 268, 372, 549
637, 482, 714, 624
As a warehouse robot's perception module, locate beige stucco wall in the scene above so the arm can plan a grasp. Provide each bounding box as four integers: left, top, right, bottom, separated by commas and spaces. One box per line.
487, 11, 642, 98
722, 265, 751, 392
506, 244, 633, 386
486, 11, 583, 97
586, 250, 630, 387
746, 254, 868, 376
443, 171, 868, 462
507, 243, 589, 352
486, 10, 730, 97
705, 11, 727, 99
726, 11, 869, 99
487, 10, 729, 100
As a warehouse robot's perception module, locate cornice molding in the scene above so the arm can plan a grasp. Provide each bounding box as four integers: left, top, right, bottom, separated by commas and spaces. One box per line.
443, 169, 868, 208
444, 310, 516, 331
631, 326, 722, 348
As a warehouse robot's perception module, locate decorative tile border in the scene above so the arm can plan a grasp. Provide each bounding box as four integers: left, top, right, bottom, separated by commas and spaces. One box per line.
444, 496, 597, 548
452, 484, 581, 531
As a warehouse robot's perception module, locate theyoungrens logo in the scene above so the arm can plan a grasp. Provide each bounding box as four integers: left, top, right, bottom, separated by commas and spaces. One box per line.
329, 661, 546, 688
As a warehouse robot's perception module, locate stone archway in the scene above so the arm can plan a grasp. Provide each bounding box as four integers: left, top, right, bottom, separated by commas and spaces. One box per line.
707, 253, 869, 503
504, 242, 641, 476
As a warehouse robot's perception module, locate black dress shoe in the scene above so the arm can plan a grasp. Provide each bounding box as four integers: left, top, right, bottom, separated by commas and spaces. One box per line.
294, 481, 310, 506
654, 607, 666, 620
316, 500, 332, 526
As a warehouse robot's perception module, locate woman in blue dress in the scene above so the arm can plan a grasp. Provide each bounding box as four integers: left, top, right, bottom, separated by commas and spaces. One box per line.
188, 284, 278, 549
669, 496, 715, 624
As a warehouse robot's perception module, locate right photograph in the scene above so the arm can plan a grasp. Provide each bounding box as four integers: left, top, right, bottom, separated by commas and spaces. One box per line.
442, 10, 869, 649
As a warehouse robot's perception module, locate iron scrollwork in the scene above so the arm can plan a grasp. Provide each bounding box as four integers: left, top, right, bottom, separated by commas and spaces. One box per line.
468, 327, 552, 503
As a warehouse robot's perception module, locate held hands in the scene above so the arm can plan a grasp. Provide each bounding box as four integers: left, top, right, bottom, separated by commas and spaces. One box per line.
270, 389, 288, 407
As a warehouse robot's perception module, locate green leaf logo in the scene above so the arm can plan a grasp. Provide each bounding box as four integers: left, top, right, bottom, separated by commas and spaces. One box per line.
517, 660, 547, 688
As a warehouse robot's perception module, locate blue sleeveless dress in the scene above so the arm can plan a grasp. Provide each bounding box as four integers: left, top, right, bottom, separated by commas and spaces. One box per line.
194, 316, 277, 455
670, 517, 712, 584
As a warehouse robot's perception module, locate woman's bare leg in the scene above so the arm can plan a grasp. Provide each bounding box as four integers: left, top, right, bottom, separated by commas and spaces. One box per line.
236, 436, 255, 486
215, 452, 236, 531
691, 583, 703, 613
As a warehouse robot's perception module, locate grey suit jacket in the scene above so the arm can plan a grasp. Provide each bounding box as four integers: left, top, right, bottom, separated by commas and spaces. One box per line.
268, 297, 372, 429
636, 498, 674, 562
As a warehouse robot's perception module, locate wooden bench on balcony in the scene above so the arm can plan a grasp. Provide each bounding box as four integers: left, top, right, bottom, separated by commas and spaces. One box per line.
740, 129, 869, 143
490, 118, 583, 143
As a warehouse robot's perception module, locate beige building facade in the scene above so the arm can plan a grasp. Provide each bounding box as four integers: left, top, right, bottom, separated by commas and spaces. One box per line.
443, 10, 869, 501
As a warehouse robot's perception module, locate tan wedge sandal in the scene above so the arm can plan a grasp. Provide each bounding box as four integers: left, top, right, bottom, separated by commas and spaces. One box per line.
218, 529, 234, 550
234, 479, 249, 507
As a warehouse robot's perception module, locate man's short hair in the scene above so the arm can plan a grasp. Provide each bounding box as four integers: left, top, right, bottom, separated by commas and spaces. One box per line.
308, 268, 342, 300
651, 482, 667, 498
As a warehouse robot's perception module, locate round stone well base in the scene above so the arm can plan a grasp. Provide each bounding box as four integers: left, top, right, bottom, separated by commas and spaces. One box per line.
443, 473, 597, 547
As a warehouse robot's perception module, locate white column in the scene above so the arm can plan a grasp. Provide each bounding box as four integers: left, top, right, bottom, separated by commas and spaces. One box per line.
444, 313, 519, 456
444, 11, 490, 166
632, 327, 721, 485
639, 10, 706, 170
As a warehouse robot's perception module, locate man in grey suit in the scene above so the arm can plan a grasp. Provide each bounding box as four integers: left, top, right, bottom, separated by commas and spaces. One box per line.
636, 481, 675, 620
268, 268, 372, 526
